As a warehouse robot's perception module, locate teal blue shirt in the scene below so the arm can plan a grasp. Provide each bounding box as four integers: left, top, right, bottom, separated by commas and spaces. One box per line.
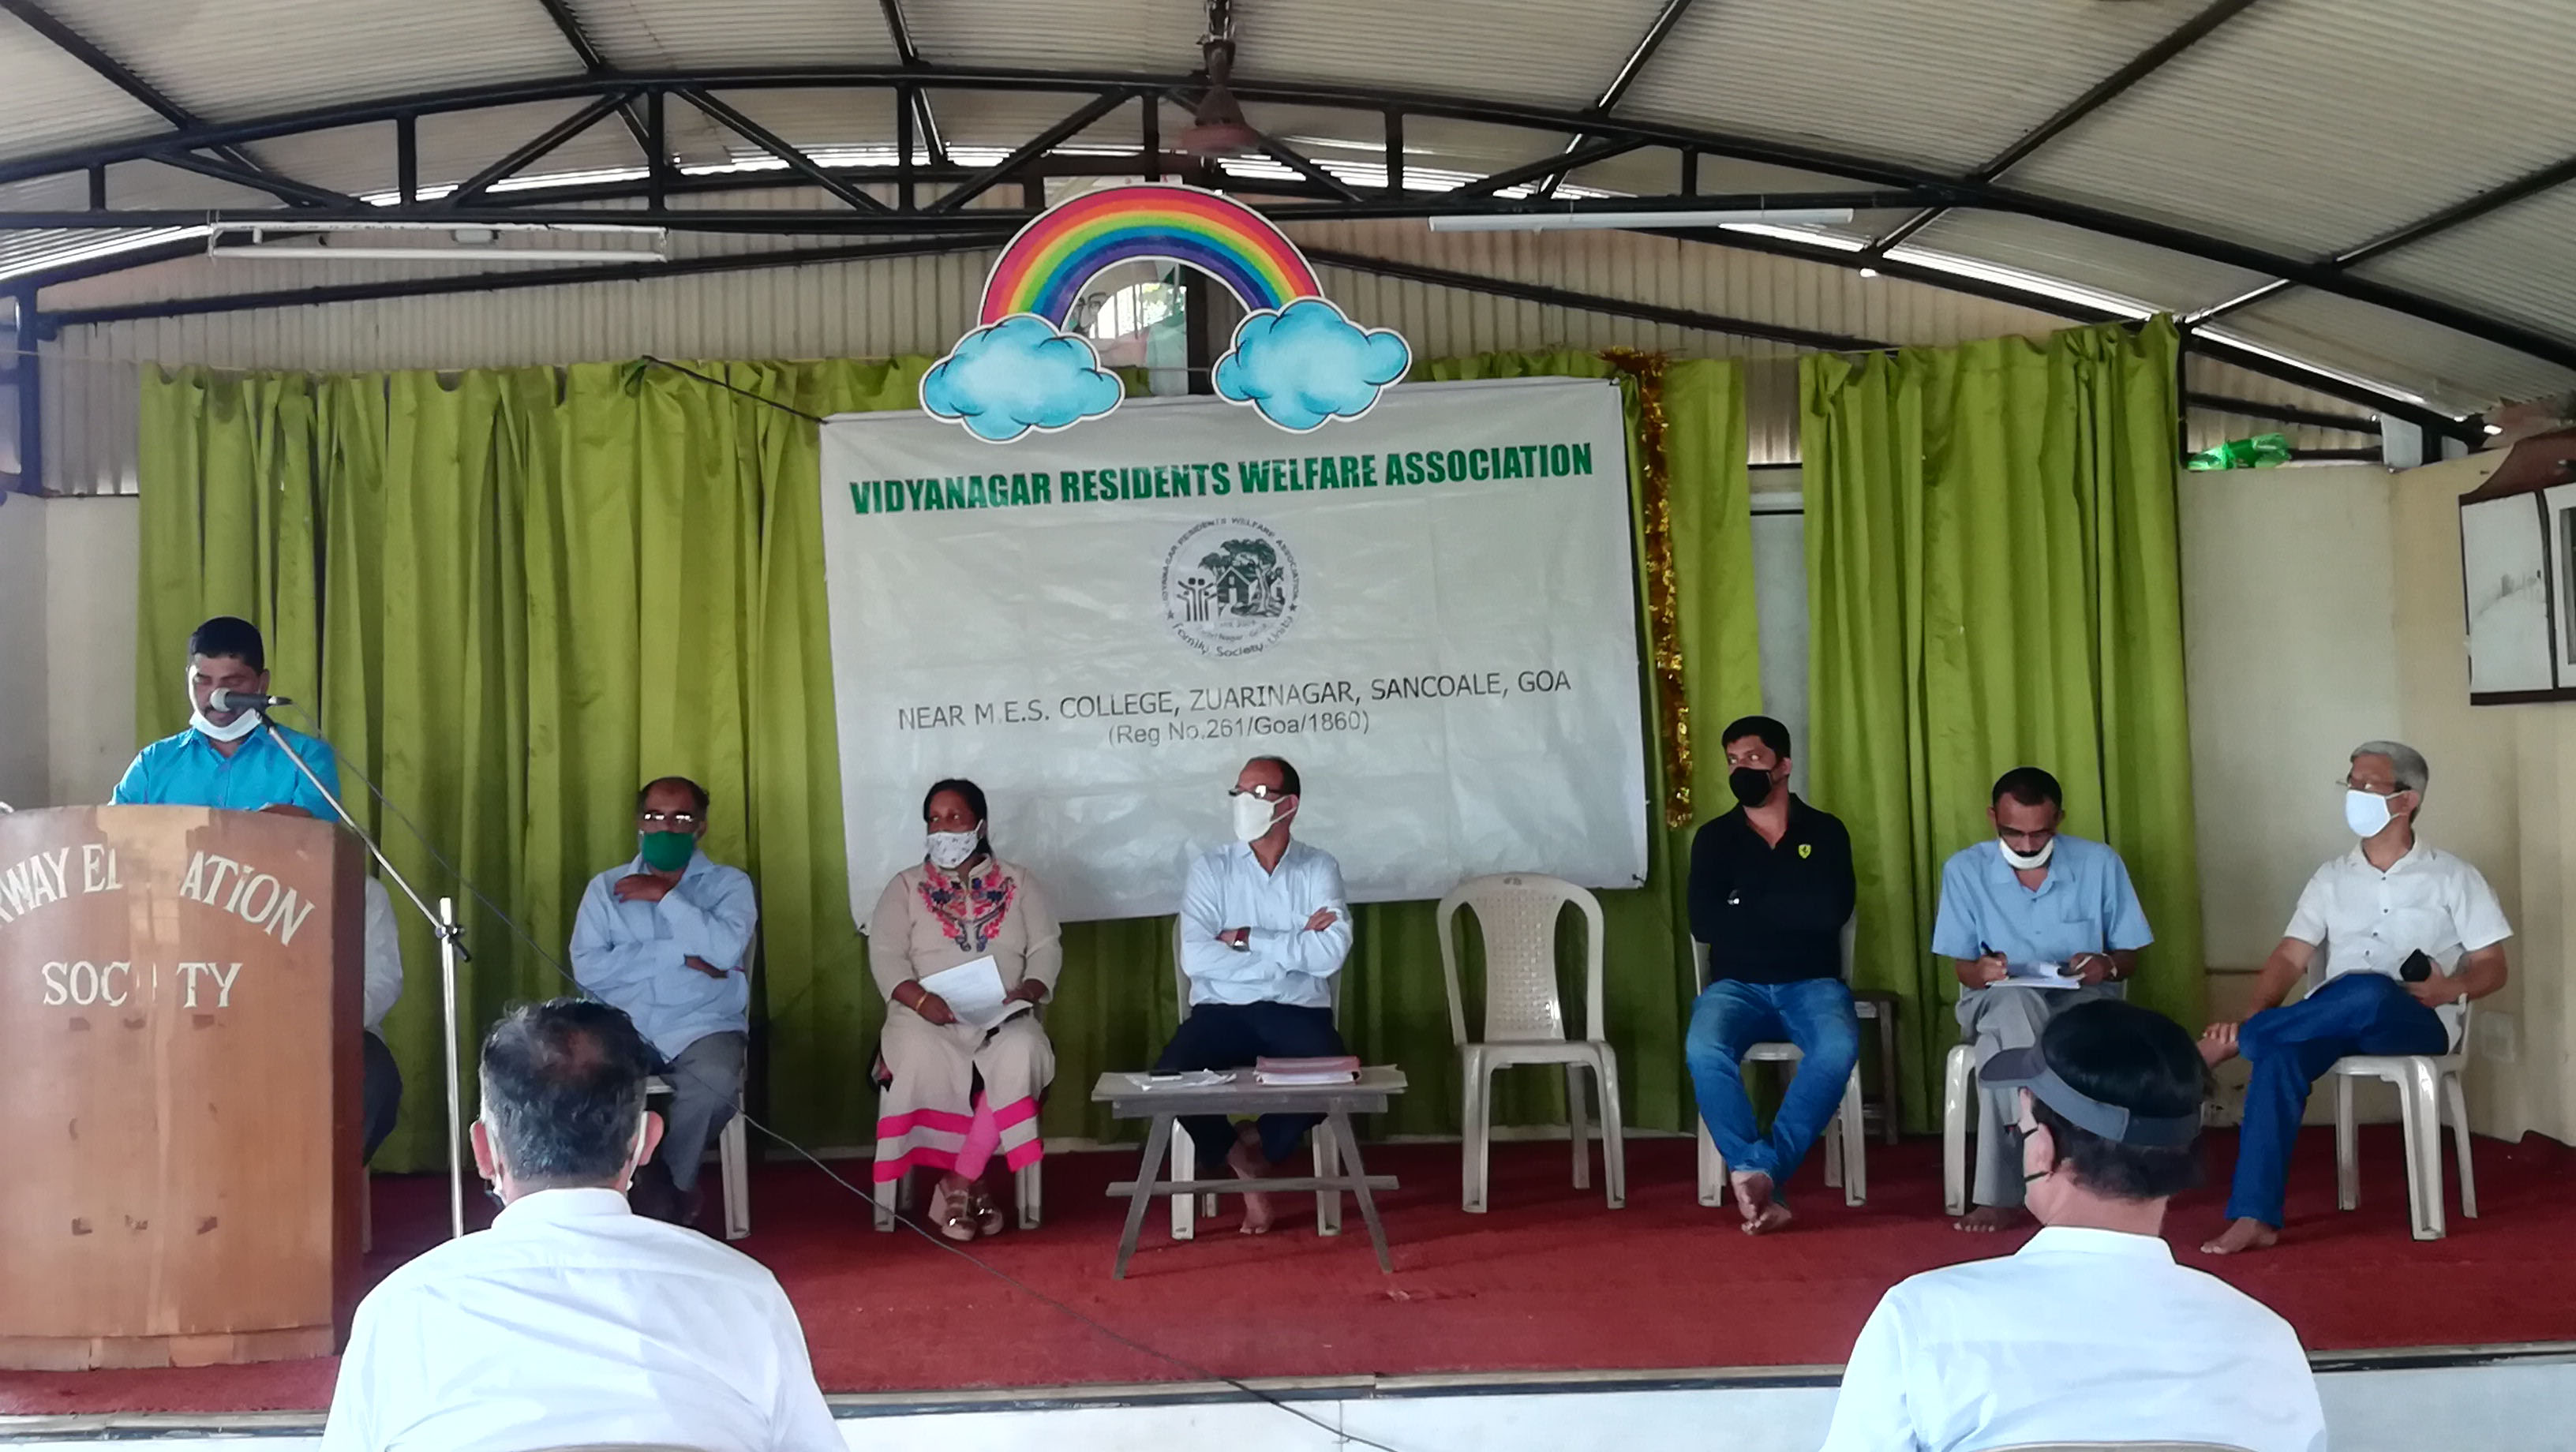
1930, 834, 2153, 967
110, 724, 341, 816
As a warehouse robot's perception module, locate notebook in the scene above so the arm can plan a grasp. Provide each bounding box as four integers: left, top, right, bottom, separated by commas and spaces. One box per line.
1254, 1054, 1362, 1086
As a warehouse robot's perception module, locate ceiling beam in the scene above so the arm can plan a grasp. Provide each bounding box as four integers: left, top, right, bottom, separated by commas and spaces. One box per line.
1462, 137, 1650, 198
0, 66, 2558, 380
680, 88, 894, 212
927, 90, 1129, 213
530, 0, 655, 158
0, 0, 339, 208
1533, 0, 1698, 200
2182, 389, 2378, 436
2189, 150, 2576, 327
441, 90, 637, 207
1305, 246, 1883, 352
876, 0, 949, 163
1870, 0, 2266, 255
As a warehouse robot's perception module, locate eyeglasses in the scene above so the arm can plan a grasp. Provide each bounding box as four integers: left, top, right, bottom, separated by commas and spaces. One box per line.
638, 811, 702, 829
2334, 779, 2400, 796
1227, 785, 1290, 801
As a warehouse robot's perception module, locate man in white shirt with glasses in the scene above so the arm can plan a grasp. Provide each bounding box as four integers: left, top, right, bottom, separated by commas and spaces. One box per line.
2200, 739, 2510, 1256
323, 998, 838, 1452
1155, 754, 1351, 1233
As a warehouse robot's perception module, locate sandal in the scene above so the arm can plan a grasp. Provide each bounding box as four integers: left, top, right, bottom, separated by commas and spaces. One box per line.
928, 1181, 978, 1242
970, 1184, 1005, 1237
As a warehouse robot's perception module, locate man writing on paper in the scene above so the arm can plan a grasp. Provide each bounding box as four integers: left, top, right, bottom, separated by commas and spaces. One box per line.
1933, 767, 2152, 1233
1820, 1000, 2326, 1452
323, 998, 838, 1452
2199, 741, 2510, 1256
114, 616, 401, 1151
571, 776, 757, 1228
1155, 755, 1352, 1233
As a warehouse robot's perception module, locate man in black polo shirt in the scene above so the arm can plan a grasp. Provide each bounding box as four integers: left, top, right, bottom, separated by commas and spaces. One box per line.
1684, 715, 1859, 1234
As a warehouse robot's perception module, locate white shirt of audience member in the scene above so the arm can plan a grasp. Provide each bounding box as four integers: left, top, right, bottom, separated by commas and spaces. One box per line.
320, 1185, 841, 1452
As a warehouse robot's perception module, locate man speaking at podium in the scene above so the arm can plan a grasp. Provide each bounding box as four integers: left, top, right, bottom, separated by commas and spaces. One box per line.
111, 615, 340, 817
110, 615, 399, 1158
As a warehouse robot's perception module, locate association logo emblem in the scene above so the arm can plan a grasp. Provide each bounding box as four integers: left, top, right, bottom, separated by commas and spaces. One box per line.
1163, 517, 1300, 658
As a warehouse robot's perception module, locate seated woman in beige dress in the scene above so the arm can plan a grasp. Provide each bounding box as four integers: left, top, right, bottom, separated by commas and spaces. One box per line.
869, 777, 1062, 1240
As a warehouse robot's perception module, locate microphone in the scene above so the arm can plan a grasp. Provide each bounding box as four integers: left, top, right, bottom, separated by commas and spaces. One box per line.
208, 688, 294, 713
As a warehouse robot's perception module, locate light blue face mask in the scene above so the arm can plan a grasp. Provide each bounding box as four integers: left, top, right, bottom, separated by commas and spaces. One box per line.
2344, 788, 2395, 838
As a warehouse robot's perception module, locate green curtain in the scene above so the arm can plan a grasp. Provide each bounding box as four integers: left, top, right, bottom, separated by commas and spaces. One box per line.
1802, 316, 2201, 1132
137, 352, 1755, 1168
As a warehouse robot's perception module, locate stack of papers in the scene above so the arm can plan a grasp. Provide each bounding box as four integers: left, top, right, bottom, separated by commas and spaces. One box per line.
1254, 1055, 1362, 1086
1119, 1069, 1234, 1091
915, 956, 1036, 1031
2005, 960, 2083, 990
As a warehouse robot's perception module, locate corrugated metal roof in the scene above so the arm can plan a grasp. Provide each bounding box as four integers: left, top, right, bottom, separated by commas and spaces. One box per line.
1621, 0, 2192, 174
2008, 0, 2576, 257
60, 0, 582, 123
570, 0, 901, 69
2217, 288, 2576, 417
0, 11, 168, 159
3, 0, 2573, 417
1238, 0, 1670, 112
1904, 211, 2272, 316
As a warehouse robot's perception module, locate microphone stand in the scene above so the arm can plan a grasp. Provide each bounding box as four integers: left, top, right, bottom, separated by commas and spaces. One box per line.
253, 708, 473, 1241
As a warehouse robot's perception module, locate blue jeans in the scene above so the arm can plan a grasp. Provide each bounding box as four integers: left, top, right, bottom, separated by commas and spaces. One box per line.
2226, 971, 2449, 1226
1685, 978, 1862, 1185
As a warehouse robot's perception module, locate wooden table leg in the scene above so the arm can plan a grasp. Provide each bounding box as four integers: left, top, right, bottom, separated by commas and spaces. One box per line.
1325, 1109, 1392, 1274
1114, 1113, 1174, 1279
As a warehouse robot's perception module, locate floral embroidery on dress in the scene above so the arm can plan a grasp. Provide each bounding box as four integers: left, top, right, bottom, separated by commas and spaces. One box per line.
919, 865, 1017, 954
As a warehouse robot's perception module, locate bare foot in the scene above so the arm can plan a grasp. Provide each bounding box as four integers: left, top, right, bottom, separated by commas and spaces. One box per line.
1728, 1170, 1773, 1227
1952, 1204, 2029, 1233
1226, 1137, 1276, 1235
2200, 1024, 2241, 1068
2200, 1217, 2279, 1256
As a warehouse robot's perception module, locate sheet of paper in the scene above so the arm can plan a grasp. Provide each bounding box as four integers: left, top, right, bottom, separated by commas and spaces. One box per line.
1118, 1069, 1234, 1091
2005, 960, 2084, 990
917, 956, 1032, 1031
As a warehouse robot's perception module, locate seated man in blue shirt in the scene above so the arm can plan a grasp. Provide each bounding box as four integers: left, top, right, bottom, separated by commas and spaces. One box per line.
1155, 755, 1352, 1233
1932, 766, 2153, 1233
570, 776, 758, 1228
112, 615, 339, 817
113, 616, 396, 1157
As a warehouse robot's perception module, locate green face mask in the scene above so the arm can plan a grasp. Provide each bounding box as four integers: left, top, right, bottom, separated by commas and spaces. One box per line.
639, 830, 697, 873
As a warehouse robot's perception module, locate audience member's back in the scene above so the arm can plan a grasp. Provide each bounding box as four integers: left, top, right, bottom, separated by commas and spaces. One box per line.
1821, 999, 2326, 1452
321, 998, 840, 1452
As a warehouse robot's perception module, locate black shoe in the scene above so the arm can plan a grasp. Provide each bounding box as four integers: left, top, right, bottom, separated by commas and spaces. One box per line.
627, 1158, 683, 1223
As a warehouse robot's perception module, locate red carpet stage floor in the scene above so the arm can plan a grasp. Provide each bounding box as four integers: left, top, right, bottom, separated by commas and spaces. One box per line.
7, 1128, 2574, 1415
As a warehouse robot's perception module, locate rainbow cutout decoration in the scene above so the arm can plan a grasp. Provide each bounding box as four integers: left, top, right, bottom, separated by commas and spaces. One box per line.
921, 182, 1410, 442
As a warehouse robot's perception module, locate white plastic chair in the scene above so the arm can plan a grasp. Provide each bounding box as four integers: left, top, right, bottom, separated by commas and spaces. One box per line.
1941, 1041, 1979, 1216
2329, 996, 2476, 1241
1167, 922, 1344, 1240
643, 1069, 751, 1241
1442, 874, 1626, 1213
1689, 918, 1863, 1209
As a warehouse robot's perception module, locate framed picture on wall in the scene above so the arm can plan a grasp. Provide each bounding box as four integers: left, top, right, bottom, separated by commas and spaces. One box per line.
2460, 430, 2576, 704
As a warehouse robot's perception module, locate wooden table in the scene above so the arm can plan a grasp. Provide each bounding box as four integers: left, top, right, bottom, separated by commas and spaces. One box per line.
1092, 1068, 1406, 1278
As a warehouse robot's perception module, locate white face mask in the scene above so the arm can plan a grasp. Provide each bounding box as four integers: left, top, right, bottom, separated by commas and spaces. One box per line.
1232, 791, 1282, 843
926, 828, 982, 870
1998, 835, 2055, 871
190, 703, 262, 743
2344, 788, 2395, 839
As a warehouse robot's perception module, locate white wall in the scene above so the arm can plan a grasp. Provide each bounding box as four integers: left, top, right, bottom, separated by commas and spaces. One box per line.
2180, 464, 2406, 971
0, 496, 47, 810
45, 496, 138, 805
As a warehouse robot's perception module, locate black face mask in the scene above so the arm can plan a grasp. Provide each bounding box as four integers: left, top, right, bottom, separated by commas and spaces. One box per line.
1728, 765, 1776, 808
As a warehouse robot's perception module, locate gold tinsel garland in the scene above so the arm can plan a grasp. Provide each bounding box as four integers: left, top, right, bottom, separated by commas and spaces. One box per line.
1599, 347, 1692, 829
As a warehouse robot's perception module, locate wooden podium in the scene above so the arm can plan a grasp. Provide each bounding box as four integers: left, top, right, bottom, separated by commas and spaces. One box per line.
0, 806, 362, 1369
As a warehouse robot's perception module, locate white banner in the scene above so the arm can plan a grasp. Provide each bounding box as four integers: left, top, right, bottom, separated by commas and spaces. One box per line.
818, 377, 1647, 925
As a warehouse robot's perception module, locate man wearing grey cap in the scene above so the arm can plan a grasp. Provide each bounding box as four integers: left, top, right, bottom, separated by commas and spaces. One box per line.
1822, 999, 2326, 1452
2200, 739, 2510, 1256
